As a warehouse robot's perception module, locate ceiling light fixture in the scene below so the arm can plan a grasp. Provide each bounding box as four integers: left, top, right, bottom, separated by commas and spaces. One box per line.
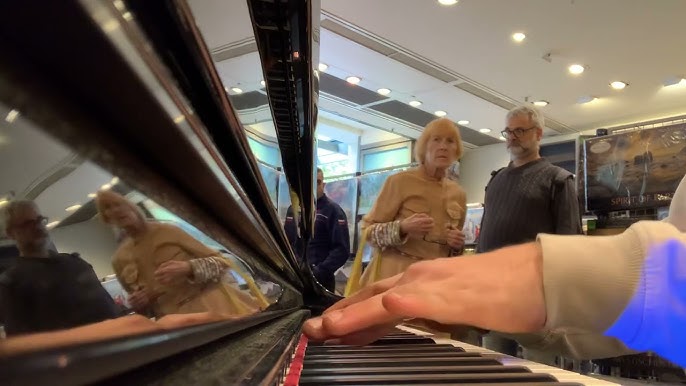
479, 128, 491, 133
532, 100, 549, 107
346, 76, 361, 85
663, 76, 686, 87
65, 204, 82, 212
577, 95, 598, 104
499, 136, 507, 141
173, 115, 185, 124
47, 221, 60, 229
568, 64, 585, 75
437, 0, 459, 5
318, 63, 328, 72
260, 80, 266, 87
457, 120, 470, 125
434, 110, 447, 117
230, 87, 243, 94
610, 81, 628, 90
110, 177, 119, 185
0, 199, 8, 207
5, 109, 19, 123
512, 32, 526, 42
87, 193, 97, 198
377, 88, 391, 96
101, 183, 112, 190
409, 100, 422, 107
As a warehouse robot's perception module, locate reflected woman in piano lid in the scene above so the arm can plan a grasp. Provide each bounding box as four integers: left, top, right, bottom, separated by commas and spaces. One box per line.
346, 118, 467, 295
95, 191, 269, 319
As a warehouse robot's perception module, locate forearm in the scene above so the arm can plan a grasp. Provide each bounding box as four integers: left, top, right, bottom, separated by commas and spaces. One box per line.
188, 256, 227, 284
367, 221, 407, 248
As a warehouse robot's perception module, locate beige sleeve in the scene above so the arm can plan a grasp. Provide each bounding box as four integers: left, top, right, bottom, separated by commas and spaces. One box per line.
515, 220, 686, 359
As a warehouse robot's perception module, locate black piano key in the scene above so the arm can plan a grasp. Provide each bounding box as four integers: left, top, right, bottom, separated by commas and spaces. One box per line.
297, 371, 564, 385
300, 364, 531, 376
304, 351, 482, 360
303, 356, 502, 368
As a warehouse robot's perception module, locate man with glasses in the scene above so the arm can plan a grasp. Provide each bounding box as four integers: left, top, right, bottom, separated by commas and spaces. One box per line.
284, 168, 350, 292
0, 200, 119, 335
478, 106, 582, 357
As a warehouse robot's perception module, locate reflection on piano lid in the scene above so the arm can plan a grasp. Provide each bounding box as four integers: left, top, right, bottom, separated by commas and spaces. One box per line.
283, 326, 621, 386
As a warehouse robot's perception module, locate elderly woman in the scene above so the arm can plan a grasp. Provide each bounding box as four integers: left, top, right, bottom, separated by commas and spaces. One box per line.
95, 191, 268, 318
352, 118, 467, 291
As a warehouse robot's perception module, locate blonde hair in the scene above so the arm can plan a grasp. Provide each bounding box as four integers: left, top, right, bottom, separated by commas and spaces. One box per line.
95, 190, 146, 225
414, 118, 463, 164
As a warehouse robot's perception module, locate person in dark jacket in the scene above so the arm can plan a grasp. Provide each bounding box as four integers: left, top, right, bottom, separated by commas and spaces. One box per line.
0, 200, 119, 335
284, 168, 350, 292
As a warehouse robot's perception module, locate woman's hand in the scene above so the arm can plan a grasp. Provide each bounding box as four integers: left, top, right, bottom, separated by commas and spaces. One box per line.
128, 288, 151, 310
400, 213, 435, 237
154, 260, 192, 285
446, 227, 466, 249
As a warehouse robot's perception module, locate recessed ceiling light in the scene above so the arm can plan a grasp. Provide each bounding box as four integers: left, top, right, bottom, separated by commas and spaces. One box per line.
568, 64, 585, 75
532, 100, 549, 107
0, 199, 9, 207
5, 109, 19, 123
479, 128, 492, 133
577, 95, 598, 104
457, 120, 470, 125
110, 177, 119, 185
377, 88, 391, 96
88, 193, 97, 198
260, 80, 266, 87
318, 63, 328, 72
663, 77, 686, 87
437, 0, 459, 5
65, 204, 82, 212
47, 221, 60, 229
230, 87, 243, 94
610, 81, 628, 90
512, 32, 526, 42
101, 183, 112, 190
409, 100, 422, 107
346, 76, 361, 85
173, 115, 185, 124
434, 110, 447, 117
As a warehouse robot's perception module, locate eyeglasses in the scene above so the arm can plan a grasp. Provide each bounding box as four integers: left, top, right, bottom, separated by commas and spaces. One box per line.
423, 234, 448, 245
501, 126, 536, 139
10, 216, 48, 230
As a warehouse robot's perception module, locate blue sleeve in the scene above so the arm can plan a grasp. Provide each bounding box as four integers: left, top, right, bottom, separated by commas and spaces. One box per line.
315, 205, 350, 276
604, 238, 686, 367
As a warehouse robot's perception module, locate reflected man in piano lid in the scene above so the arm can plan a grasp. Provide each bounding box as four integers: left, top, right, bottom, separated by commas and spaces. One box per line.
346, 118, 467, 294
95, 191, 269, 319
305, 175, 686, 367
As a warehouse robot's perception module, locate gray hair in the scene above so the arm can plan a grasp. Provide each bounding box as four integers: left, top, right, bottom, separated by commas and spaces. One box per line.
2, 200, 39, 231
506, 105, 545, 129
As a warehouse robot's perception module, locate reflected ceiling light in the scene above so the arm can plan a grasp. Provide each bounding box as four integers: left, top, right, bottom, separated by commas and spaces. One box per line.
122, 12, 132, 21
499, 136, 507, 141
173, 115, 185, 124
110, 177, 119, 185
0, 199, 8, 207
377, 88, 391, 96
260, 80, 266, 87
101, 183, 112, 190
568, 64, 585, 75
434, 110, 447, 117
65, 204, 82, 212
409, 100, 422, 107
577, 95, 598, 104
230, 87, 243, 94
346, 76, 361, 85
663, 76, 686, 87
318, 63, 328, 72
87, 193, 97, 198
457, 120, 470, 125
512, 32, 526, 42
532, 100, 549, 107
47, 221, 60, 229
5, 109, 19, 123
610, 81, 628, 90
479, 128, 492, 133
437, 0, 459, 5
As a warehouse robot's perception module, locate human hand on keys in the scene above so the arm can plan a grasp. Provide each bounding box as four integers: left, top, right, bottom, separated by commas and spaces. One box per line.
303, 243, 546, 345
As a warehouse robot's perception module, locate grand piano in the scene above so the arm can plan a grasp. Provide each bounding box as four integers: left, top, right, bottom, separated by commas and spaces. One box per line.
0, 1, 662, 385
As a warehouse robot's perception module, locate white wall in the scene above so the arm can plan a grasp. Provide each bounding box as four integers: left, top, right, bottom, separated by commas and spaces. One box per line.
50, 218, 119, 279
459, 143, 510, 204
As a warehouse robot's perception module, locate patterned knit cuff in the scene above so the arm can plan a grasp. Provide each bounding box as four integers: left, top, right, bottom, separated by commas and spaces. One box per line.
369, 221, 407, 248
188, 256, 225, 284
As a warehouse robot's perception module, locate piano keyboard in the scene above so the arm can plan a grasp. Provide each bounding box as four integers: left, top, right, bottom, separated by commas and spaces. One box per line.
283, 326, 620, 385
